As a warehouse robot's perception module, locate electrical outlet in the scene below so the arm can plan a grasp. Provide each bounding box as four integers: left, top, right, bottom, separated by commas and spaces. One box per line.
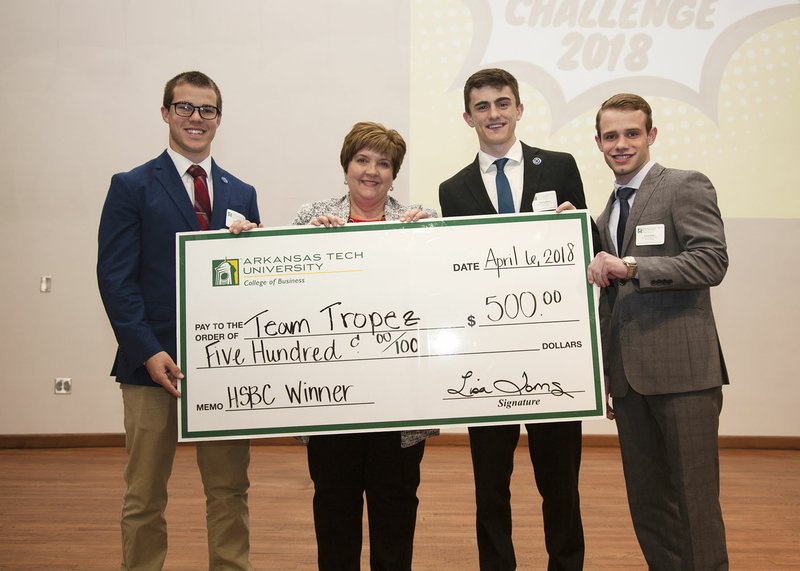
54, 378, 72, 395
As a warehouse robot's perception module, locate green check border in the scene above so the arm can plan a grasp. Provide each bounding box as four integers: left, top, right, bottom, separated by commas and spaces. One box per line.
177, 212, 603, 440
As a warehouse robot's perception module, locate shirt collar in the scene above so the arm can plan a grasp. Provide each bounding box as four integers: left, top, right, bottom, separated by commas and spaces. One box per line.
478, 139, 523, 173
614, 160, 655, 194
166, 147, 213, 178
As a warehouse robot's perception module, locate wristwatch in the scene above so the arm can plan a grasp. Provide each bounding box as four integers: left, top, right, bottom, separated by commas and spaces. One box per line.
620, 256, 637, 284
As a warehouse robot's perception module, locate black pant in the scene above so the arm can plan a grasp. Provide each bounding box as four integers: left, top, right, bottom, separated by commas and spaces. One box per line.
307, 432, 425, 571
469, 422, 584, 571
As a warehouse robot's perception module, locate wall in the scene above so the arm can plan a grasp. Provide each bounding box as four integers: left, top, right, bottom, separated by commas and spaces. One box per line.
0, 0, 797, 438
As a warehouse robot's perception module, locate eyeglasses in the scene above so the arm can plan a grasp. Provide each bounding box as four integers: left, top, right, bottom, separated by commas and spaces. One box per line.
170, 101, 220, 120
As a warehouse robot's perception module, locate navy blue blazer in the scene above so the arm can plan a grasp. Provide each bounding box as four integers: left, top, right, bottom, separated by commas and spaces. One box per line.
97, 150, 260, 386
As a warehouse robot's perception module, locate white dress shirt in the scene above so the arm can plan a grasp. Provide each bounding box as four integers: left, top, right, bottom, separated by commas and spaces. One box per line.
608, 160, 655, 254
478, 139, 524, 213
166, 148, 215, 206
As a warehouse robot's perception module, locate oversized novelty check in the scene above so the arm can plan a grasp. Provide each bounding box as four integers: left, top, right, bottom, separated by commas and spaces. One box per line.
177, 212, 604, 441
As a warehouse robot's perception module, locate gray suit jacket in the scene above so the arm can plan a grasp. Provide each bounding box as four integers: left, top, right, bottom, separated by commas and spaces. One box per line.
597, 163, 729, 397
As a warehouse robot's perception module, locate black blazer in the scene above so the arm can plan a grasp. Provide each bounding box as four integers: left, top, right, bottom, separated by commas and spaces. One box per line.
439, 142, 586, 216
439, 142, 599, 253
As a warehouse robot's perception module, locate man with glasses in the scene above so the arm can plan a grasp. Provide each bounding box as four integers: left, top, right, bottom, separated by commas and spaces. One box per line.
98, 71, 260, 570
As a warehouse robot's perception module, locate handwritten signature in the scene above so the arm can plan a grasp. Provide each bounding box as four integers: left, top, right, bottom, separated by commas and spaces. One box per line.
447, 370, 574, 398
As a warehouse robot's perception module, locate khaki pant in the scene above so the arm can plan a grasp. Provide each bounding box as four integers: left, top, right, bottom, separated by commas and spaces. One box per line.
120, 384, 252, 571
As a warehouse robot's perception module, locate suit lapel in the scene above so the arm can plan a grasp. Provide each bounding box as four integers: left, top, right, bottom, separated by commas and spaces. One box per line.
210, 158, 230, 229
598, 191, 616, 254
519, 143, 543, 213
464, 156, 497, 214
153, 151, 199, 230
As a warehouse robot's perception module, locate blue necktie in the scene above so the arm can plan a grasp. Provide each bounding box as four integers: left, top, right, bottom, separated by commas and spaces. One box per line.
494, 158, 514, 214
616, 187, 636, 256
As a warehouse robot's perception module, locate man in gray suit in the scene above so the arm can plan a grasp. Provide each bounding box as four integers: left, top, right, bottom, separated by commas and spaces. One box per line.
588, 93, 729, 570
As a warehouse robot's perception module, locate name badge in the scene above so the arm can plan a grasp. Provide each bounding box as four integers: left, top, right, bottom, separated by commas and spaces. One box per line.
225, 209, 246, 228
532, 190, 558, 212
636, 224, 665, 246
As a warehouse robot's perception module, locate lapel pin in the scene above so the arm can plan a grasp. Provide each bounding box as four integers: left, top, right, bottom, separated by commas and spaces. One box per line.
532, 157, 542, 166
221, 176, 229, 183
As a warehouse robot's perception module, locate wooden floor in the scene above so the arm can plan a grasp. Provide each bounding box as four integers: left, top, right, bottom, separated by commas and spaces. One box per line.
0, 444, 798, 570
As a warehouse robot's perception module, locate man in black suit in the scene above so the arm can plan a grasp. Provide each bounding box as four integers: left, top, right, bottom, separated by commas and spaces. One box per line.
439, 68, 586, 571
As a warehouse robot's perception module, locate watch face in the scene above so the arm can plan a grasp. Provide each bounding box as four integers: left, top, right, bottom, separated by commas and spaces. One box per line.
624, 258, 637, 280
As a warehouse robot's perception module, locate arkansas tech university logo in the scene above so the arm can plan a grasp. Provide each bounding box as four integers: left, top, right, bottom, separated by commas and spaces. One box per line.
211, 258, 239, 287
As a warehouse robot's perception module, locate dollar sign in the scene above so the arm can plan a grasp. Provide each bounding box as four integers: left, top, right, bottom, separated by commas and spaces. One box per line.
467, 315, 476, 327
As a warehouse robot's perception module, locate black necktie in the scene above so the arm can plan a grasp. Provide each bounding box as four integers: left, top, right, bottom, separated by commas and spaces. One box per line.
616, 187, 636, 256
494, 158, 514, 214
